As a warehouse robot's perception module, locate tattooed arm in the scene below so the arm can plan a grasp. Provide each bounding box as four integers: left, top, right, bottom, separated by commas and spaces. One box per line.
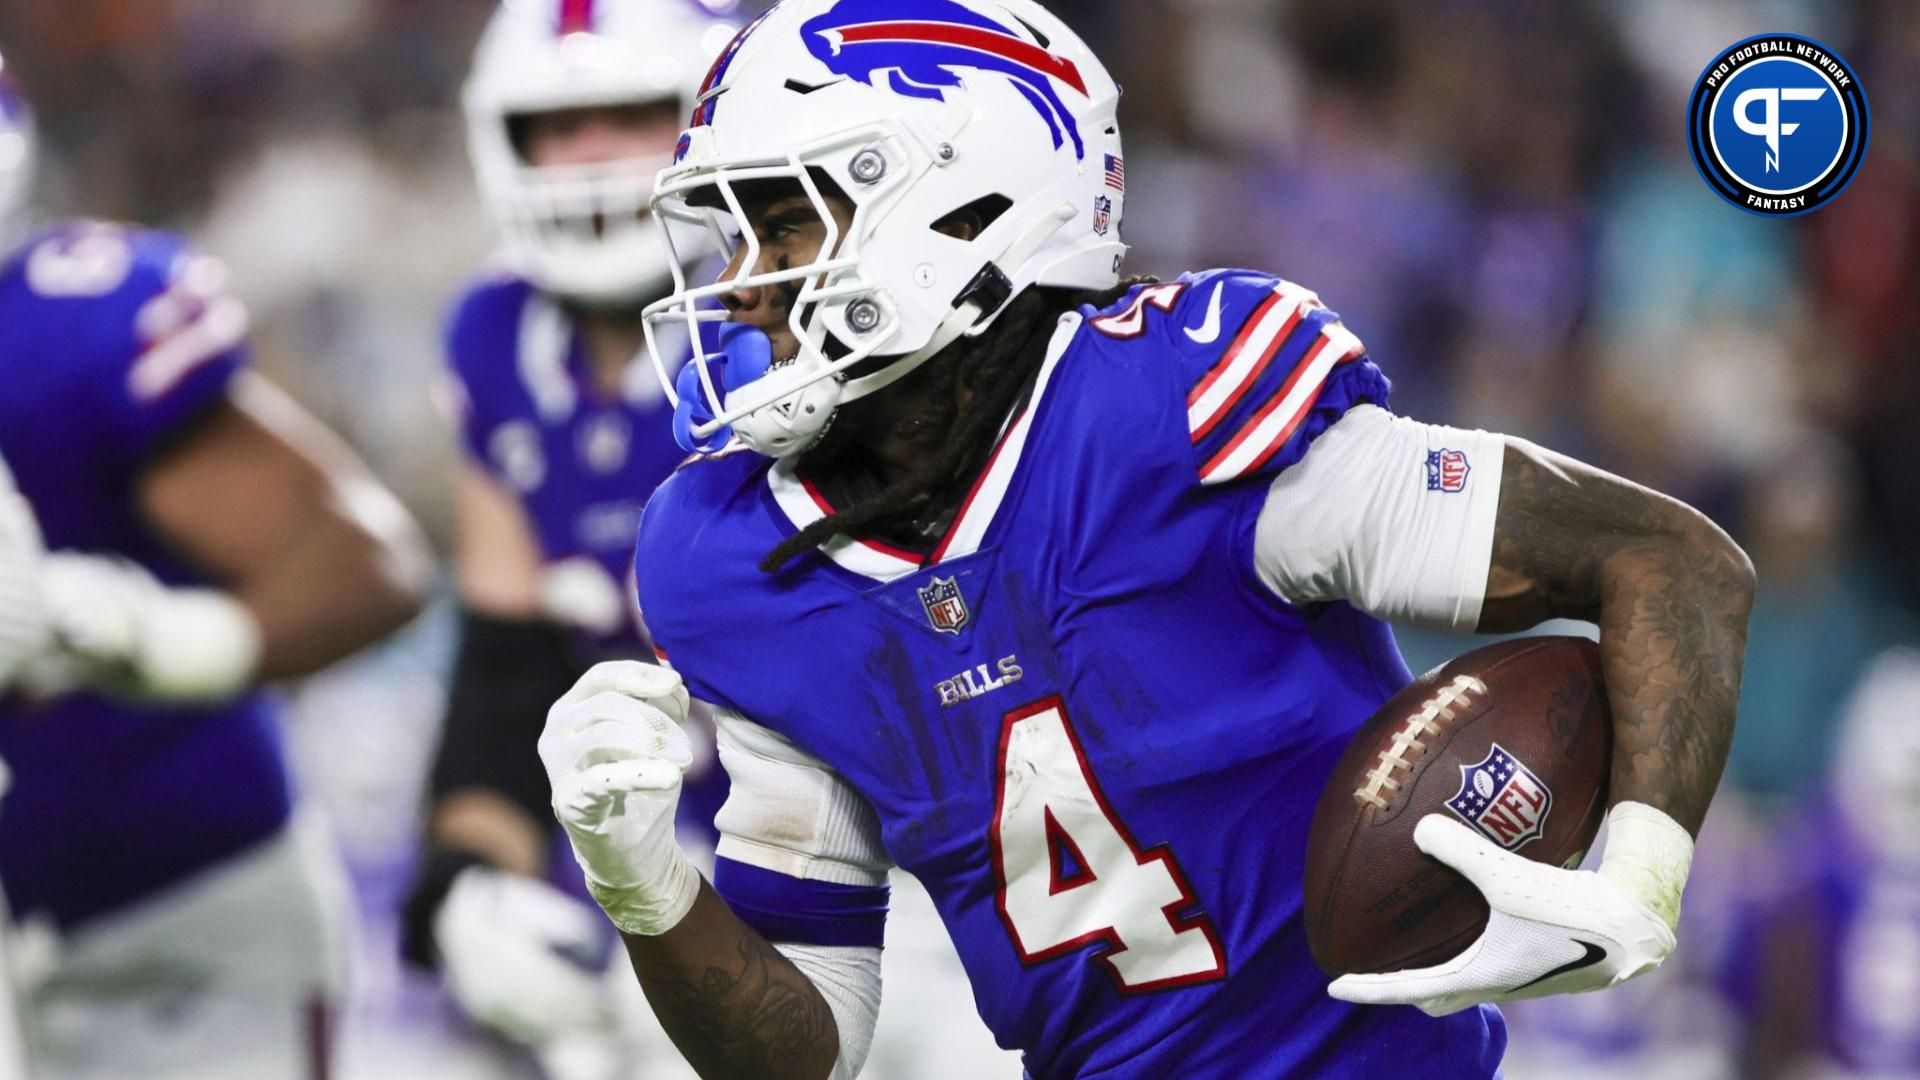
624, 883, 842, 1080
1479, 439, 1756, 835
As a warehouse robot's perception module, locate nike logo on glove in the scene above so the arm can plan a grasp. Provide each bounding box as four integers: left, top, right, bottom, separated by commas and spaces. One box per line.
1509, 939, 1609, 992
1183, 283, 1225, 344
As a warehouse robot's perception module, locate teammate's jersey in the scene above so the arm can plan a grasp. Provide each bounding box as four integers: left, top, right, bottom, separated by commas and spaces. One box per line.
443, 272, 695, 656
443, 271, 729, 843
637, 271, 1506, 1078
0, 221, 289, 930
1728, 795, 1920, 1074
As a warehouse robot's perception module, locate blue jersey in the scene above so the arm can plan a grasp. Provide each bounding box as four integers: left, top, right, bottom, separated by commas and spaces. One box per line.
637, 271, 1506, 1078
0, 222, 289, 929
444, 271, 729, 841
443, 273, 694, 656
1728, 795, 1920, 1073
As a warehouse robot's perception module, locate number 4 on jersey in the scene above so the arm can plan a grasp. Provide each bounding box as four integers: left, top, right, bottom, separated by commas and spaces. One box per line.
990, 697, 1228, 992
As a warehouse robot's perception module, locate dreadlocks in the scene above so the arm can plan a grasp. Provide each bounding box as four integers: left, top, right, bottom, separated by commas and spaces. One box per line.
759, 278, 1147, 572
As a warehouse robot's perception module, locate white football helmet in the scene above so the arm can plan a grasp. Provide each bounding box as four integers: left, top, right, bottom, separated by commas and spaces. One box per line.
644, 0, 1126, 457
464, 0, 738, 305
0, 49, 35, 238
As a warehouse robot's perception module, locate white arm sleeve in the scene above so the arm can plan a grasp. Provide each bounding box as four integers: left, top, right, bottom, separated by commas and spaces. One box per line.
711, 709, 892, 887
711, 709, 888, 1078
775, 942, 883, 1080
1254, 405, 1506, 630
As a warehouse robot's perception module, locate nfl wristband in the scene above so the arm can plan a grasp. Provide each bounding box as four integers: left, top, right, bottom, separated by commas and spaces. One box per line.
1595, 801, 1694, 931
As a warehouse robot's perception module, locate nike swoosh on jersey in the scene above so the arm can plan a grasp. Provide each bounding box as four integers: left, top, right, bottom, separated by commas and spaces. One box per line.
1508, 939, 1608, 993
1183, 282, 1225, 344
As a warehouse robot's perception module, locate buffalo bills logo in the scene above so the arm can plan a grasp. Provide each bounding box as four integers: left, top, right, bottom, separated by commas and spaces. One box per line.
801, 0, 1090, 159
1446, 743, 1553, 851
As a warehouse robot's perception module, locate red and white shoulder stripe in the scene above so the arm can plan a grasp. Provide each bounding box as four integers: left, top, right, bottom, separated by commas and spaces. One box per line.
1185, 281, 1365, 486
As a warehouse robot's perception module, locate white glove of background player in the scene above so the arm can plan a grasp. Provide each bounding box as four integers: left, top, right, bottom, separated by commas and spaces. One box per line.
0, 455, 52, 695
1328, 802, 1693, 1017
435, 867, 620, 1048
538, 660, 700, 936
21, 553, 260, 703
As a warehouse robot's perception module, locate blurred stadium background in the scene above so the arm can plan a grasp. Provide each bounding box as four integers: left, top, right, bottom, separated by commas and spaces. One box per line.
1, 0, 1917, 1077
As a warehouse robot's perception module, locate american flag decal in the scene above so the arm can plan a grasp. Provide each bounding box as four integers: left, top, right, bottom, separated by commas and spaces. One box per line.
1445, 743, 1553, 852
1103, 153, 1125, 191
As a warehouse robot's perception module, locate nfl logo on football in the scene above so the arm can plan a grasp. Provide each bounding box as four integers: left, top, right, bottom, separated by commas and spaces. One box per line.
918, 576, 970, 635
1445, 743, 1553, 851
1425, 448, 1470, 493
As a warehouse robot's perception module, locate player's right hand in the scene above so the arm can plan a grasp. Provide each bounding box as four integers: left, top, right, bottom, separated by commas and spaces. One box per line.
538, 660, 701, 936
435, 867, 621, 1048
0, 453, 53, 695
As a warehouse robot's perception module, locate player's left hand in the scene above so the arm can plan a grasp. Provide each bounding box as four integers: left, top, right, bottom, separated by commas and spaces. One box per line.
0, 454, 53, 695
1327, 812, 1681, 1017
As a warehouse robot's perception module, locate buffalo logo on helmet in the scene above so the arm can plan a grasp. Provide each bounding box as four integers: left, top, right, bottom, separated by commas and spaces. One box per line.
1445, 742, 1553, 851
800, 0, 1091, 158
917, 575, 970, 634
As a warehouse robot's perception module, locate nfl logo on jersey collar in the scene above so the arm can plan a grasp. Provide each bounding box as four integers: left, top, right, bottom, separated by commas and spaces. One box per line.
918, 576, 969, 634
1446, 742, 1553, 851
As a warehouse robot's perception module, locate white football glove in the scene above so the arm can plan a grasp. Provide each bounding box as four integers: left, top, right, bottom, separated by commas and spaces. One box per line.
538, 660, 700, 937
434, 867, 620, 1048
20, 553, 261, 704
1328, 802, 1693, 1017
0, 456, 52, 695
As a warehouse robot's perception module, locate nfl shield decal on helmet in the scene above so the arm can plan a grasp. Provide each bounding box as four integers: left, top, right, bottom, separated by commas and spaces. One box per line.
1445, 742, 1552, 851
918, 575, 970, 634
1091, 194, 1112, 236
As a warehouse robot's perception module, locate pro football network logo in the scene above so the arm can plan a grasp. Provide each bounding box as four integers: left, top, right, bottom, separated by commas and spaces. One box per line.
918, 575, 969, 634
1687, 33, 1869, 216
1445, 743, 1552, 851
1425, 448, 1469, 493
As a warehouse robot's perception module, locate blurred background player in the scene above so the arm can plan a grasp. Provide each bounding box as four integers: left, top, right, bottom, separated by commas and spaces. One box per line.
397, 1, 736, 1074
0, 45, 431, 1080
1730, 646, 1920, 1080
0, 449, 47, 1080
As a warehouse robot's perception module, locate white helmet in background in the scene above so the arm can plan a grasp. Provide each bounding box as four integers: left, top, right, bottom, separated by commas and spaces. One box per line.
464, 0, 738, 305
645, 0, 1126, 457
0, 49, 35, 237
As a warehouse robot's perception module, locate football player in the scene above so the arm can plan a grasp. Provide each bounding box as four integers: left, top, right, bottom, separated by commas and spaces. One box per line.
400, 0, 735, 1071
1732, 647, 1920, 1079
537, 1, 1756, 1077
0, 48, 429, 1079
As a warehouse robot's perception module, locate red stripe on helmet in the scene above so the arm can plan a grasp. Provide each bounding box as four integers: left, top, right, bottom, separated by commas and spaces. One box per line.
558, 0, 596, 35
832, 20, 1088, 95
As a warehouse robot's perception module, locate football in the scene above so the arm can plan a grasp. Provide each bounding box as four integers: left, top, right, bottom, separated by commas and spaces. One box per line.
1303, 636, 1612, 977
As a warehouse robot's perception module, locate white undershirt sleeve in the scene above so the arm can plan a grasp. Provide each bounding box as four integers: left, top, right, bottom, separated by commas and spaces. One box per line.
710, 709, 887, 1078
1253, 404, 1506, 630
774, 942, 883, 1080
